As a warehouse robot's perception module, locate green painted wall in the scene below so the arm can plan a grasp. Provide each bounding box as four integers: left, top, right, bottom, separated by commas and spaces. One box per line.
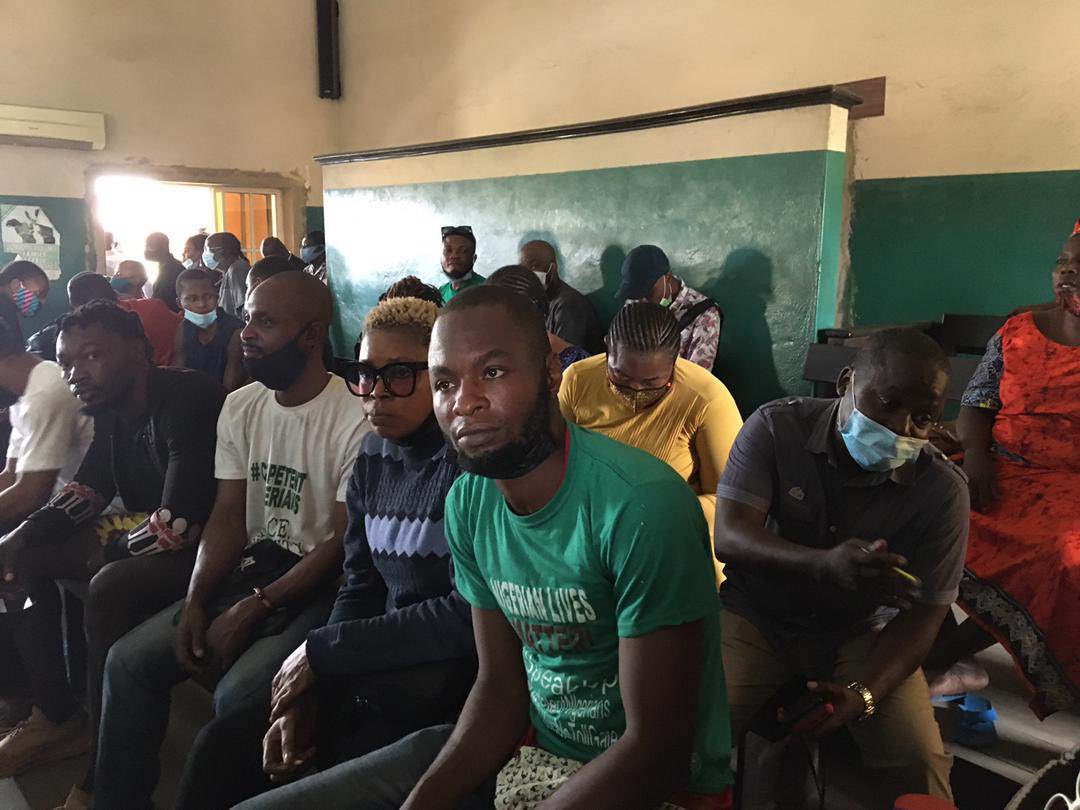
851, 170, 1080, 326
0, 194, 89, 336
325, 150, 845, 412
305, 205, 324, 234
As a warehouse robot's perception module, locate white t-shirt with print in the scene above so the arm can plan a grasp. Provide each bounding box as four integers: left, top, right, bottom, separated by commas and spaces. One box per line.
215, 375, 369, 556
7, 361, 92, 488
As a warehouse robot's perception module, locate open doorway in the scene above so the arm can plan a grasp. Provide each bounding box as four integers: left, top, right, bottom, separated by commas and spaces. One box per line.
93, 175, 281, 285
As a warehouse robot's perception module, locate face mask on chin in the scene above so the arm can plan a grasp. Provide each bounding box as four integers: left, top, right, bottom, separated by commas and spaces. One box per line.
243, 327, 311, 391
839, 373, 929, 472
453, 374, 558, 480
184, 308, 218, 329
1058, 289, 1080, 317
606, 377, 671, 413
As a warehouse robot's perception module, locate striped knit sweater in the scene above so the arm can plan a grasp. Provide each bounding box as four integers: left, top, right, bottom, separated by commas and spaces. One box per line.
305, 416, 474, 676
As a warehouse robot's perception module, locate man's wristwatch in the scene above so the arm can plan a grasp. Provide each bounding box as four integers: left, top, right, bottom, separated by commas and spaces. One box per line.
846, 681, 876, 721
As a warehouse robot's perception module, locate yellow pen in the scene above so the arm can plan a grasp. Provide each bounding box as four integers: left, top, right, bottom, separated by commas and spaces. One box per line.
860, 545, 920, 586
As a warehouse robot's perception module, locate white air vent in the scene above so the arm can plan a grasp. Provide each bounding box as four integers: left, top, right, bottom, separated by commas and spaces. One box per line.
0, 104, 106, 151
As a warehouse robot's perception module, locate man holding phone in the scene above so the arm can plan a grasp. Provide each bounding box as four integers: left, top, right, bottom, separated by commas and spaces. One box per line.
714, 327, 968, 807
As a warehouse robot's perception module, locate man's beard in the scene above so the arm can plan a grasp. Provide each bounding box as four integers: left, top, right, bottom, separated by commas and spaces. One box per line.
454, 378, 558, 480
443, 263, 474, 280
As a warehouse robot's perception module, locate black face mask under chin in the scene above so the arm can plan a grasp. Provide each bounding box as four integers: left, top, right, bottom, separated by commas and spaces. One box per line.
243, 332, 310, 391
454, 383, 558, 480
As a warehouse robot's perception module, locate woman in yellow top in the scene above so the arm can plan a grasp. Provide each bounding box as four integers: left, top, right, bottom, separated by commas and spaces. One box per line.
559, 301, 743, 581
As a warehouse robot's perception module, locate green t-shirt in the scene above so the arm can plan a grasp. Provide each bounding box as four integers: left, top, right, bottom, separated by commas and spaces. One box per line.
446, 422, 732, 794
439, 272, 486, 303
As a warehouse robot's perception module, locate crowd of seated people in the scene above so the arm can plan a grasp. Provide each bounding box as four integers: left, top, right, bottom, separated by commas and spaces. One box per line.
0, 218, 1072, 810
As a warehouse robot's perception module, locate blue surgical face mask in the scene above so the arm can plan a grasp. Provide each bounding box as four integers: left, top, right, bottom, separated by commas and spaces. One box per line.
300, 245, 324, 265
182, 257, 196, 270
839, 374, 929, 472
202, 248, 220, 270
184, 308, 218, 329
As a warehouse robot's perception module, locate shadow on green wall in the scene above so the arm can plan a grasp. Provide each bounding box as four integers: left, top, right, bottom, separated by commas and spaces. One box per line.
705, 248, 784, 412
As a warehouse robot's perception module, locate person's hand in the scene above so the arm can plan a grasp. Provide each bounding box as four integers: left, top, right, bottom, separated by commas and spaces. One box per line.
798, 681, 872, 737
176, 599, 210, 674
263, 693, 319, 783
964, 450, 998, 513
205, 596, 270, 671
816, 538, 921, 610
0, 528, 27, 586
271, 641, 316, 721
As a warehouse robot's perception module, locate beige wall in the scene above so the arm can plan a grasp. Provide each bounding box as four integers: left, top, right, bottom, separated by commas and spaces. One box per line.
0, 0, 334, 203
334, 0, 1075, 180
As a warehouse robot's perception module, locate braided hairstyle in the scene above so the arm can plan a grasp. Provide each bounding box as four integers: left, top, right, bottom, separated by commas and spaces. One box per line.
605, 301, 681, 357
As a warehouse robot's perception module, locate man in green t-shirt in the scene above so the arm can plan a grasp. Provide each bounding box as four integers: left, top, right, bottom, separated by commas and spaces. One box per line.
414, 285, 731, 808
231, 285, 731, 810
438, 225, 485, 303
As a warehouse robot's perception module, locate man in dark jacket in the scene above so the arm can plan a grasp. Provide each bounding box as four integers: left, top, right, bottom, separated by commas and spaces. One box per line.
0, 301, 224, 795
146, 232, 187, 313
26, 272, 116, 362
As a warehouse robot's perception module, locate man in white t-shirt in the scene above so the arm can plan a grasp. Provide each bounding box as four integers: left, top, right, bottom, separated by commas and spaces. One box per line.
0, 316, 92, 733
0, 323, 92, 518
94, 272, 368, 810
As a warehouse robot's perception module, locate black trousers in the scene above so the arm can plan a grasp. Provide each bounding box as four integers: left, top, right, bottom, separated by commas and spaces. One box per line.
175, 656, 477, 810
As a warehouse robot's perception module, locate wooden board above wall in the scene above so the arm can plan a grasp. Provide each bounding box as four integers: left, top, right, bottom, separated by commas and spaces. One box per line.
838, 76, 887, 119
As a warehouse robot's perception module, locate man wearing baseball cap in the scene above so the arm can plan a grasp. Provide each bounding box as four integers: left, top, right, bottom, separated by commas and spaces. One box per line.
617, 244, 722, 371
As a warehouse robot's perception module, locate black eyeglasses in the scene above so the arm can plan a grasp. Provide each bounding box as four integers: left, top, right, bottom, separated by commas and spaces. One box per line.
344, 361, 429, 398
441, 225, 473, 237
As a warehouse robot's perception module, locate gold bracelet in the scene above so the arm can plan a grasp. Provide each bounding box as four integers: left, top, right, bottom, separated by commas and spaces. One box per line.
251, 586, 275, 612
847, 681, 876, 721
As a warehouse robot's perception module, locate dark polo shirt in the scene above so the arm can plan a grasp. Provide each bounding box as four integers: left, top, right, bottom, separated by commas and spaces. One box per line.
716, 397, 969, 648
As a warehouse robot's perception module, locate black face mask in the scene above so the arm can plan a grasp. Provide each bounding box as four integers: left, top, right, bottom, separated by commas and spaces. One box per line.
243, 328, 310, 391
0, 388, 19, 410
454, 372, 558, 480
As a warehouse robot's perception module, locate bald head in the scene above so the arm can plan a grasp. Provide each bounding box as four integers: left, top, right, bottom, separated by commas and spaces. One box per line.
145, 232, 170, 261
519, 240, 558, 286
250, 270, 333, 327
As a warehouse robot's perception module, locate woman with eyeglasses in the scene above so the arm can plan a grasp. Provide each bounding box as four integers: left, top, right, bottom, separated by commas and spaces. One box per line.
558, 302, 743, 583
220, 296, 476, 809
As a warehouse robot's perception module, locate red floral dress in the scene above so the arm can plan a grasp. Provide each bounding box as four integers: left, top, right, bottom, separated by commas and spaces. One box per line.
960, 312, 1080, 717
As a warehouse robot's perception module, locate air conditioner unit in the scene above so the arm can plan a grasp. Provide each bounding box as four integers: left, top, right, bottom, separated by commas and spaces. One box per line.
0, 104, 106, 151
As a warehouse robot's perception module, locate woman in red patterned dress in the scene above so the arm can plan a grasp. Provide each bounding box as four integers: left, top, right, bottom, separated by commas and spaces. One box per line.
928, 227, 1080, 718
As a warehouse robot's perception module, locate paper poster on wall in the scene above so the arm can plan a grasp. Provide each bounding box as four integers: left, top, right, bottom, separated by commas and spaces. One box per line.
1, 205, 61, 280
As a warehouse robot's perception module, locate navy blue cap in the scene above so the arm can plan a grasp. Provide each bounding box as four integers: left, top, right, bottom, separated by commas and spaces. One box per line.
616, 244, 670, 299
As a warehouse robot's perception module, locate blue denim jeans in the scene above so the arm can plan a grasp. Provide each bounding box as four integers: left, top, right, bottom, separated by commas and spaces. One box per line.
231, 724, 496, 810
93, 591, 334, 810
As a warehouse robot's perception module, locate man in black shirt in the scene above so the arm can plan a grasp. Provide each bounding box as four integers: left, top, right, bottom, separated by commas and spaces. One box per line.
260, 236, 307, 273
0, 301, 223, 797
26, 272, 117, 362
519, 239, 602, 353
146, 232, 187, 313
